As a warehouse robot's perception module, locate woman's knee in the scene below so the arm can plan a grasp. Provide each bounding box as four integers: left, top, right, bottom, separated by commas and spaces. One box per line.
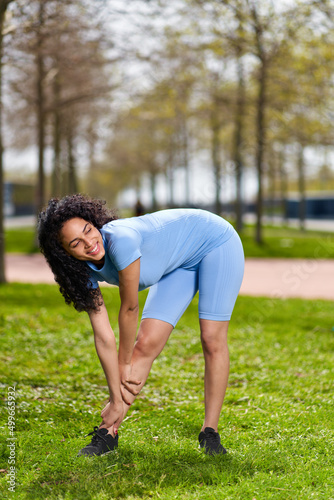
134, 332, 157, 358
134, 319, 173, 360
200, 320, 229, 356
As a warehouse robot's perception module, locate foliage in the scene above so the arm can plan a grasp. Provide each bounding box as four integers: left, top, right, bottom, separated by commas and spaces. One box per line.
87, 37, 202, 209
5, 0, 115, 199
3, 1, 334, 230
0, 284, 333, 498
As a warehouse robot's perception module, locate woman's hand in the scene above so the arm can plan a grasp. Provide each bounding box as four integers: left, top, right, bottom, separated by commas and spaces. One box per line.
100, 400, 124, 433
119, 363, 141, 405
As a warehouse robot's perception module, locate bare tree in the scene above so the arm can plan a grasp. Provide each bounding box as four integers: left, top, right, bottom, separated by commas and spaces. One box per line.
0, 0, 14, 283
6, 0, 115, 207
35, 0, 46, 213
233, 54, 245, 231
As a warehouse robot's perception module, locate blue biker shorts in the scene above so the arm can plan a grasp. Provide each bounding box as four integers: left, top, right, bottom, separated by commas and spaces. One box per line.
141, 230, 244, 327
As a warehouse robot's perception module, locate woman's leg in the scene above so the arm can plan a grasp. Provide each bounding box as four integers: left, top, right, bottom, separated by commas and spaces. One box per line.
121, 318, 174, 406
200, 319, 229, 431
107, 267, 199, 430
103, 318, 173, 434
197, 232, 244, 444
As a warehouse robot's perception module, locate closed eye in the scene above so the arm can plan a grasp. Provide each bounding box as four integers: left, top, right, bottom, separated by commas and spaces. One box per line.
68, 222, 91, 249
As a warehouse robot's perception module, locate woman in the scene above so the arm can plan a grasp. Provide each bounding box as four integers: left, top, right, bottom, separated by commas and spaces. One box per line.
38, 194, 244, 456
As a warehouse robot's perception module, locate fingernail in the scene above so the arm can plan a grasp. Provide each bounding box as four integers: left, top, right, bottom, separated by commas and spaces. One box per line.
115, 429, 118, 435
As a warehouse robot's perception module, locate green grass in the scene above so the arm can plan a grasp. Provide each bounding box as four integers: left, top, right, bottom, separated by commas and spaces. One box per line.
240, 225, 334, 259
5, 228, 38, 254
0, 284, 333, 499
5, 224, 334, 259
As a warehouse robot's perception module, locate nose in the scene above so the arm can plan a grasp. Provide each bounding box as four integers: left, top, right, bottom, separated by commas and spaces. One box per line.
83, 236, 93, 248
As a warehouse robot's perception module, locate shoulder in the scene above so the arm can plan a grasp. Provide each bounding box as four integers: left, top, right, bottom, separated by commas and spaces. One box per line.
101, 221, 142, 245
101, 221, 142, 271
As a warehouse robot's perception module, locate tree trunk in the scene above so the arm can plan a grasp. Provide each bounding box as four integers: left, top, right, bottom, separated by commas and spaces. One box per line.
150, 168, 157, 211
255, 59, 267, 244
278, 146, 288, 224
167, 161, 175, 208
182, 119, 190, 207
67, 128, 78, 194
211, 104, 222, 215
36, 0, 46, 214
165, 134, 176, 207
0, 1, 12, 283
234, 57, 245, 232
267, 145, 276, 222
297, 143, 306, 231
52, 72, 61, 197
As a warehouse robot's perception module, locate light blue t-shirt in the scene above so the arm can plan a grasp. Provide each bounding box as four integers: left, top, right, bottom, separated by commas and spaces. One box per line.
87, 209, 235, 290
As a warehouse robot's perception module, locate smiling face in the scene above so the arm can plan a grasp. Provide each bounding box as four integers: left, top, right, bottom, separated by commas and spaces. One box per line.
60, 217, 105, 265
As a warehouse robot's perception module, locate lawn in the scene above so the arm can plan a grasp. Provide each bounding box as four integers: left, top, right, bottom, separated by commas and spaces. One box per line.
0, 284, 333, 499
240, 225, 334, 259
5, 224, 334, 259
5, 227, 39, 254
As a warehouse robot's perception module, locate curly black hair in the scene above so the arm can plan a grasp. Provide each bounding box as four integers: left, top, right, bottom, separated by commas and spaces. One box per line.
38, 194, 117, 312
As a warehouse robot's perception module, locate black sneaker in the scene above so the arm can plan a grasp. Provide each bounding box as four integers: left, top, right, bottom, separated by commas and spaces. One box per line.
77, 426, 118, 457
198, 427, 226, 455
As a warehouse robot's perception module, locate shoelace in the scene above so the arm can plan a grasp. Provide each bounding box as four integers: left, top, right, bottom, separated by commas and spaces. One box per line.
87, 426, 111, 448
204, 429, 219, 444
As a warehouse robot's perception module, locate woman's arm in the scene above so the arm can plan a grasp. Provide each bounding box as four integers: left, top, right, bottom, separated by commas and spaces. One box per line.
117, 258, 141, 365
88, 299, 123, 429
117, 259, 142, 401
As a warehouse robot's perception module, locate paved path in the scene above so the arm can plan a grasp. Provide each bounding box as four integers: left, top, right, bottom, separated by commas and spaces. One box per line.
5, 254, 333, 301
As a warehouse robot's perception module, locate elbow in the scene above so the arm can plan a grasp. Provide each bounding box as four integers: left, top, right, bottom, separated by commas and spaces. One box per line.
121, 303, 139, 315
128, 303, 139, 314
95, 334, 116, 350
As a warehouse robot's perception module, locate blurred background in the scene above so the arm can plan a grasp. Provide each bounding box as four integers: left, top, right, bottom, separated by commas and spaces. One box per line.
0, 0, 333, 247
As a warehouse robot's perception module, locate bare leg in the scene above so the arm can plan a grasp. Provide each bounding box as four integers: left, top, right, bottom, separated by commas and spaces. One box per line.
199, 319, 230, 431
105, 318, 173, 433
